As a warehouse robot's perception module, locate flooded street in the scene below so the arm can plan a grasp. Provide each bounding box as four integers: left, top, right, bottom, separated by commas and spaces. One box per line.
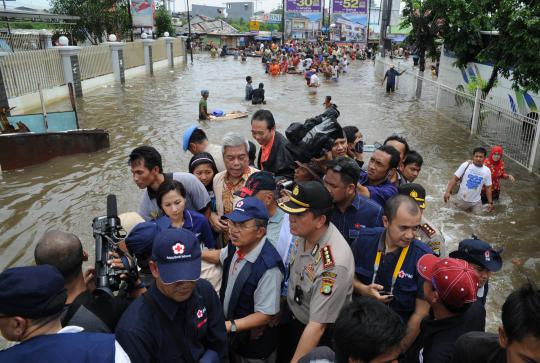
1, 54, 539, 330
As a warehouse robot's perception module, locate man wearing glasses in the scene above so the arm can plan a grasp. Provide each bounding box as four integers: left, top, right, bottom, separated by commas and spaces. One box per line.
350, 194, 433, 354
203, 197, 285, 363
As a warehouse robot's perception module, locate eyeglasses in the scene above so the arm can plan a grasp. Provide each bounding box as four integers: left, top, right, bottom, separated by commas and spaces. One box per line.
227, 220, 259, 231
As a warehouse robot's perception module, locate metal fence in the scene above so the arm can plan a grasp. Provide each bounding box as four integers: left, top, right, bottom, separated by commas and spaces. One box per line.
0, 33, 49, 52
78, 44, 113, 80
0, 48, 64, 98
122, 41, 145, 69
152, 39, 167, 62
172, 38, 184, 58
375, 57, 540, 171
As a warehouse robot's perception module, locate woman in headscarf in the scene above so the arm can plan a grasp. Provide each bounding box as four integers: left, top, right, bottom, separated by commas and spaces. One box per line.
481, 145, 516, 203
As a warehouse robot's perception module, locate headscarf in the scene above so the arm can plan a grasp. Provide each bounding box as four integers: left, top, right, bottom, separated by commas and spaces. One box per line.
484, 145, 506, 191
486, 145, 504, 165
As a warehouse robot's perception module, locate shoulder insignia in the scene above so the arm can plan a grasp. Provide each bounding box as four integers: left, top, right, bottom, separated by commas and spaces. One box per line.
420, 223, 436, 237
320, 246, 335, 270
321, 271, 337, 278
320, 278, 335, 295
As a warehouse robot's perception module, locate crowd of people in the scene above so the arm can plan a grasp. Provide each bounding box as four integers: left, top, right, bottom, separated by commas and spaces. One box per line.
1, 44, 537, 363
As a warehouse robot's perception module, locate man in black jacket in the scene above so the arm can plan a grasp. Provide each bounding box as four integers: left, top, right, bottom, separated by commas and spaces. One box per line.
251, 109, 295, 179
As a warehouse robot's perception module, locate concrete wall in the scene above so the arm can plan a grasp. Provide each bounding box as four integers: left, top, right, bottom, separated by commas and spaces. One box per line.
192, 4, 225, 18
225, 2, 254, 22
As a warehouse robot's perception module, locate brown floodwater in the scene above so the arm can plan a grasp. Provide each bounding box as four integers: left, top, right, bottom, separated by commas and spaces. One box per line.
1, 54, 539, 332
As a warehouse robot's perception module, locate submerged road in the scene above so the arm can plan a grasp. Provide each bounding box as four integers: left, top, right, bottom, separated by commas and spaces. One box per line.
1, 54, 539, 331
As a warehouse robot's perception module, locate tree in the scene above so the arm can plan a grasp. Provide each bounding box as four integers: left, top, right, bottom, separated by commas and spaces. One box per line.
50, 0, 131, 44
155, 4, 175, 36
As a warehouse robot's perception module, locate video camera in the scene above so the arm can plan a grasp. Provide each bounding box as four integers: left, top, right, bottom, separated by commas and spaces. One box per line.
92, 194, 136, 296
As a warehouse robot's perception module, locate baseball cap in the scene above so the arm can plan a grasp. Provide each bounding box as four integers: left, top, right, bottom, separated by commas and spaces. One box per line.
125, 220, 159, 258
236, 171, 276, 198
398, 183, 426, 209
0, 265, 67, 319
327, 156, 361, 184
182, 125, 200, 151
449, 239, 503, 272
417, 255, 479, 308
223, 197, 269, 223
278, 181, 333, 214
152, 229, 201, 283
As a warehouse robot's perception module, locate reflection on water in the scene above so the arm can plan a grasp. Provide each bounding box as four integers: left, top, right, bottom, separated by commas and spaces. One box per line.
1, 54, 539, 332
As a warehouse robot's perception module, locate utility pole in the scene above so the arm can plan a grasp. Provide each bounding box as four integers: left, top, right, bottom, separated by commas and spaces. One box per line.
366, 0, 371, 46
281, 0, 285, 44
380, 0, 392, 56
186, 0, 193, 63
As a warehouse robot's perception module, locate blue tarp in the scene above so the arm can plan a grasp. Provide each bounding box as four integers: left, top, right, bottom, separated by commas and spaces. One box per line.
8, 111, 78, 133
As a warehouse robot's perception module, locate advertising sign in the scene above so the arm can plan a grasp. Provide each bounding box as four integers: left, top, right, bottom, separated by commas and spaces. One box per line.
249, 20, 260, 31
286, 0, 322, 13
332, 0, 367, 14
268, 14, 282, 24
131, 0, 155, 27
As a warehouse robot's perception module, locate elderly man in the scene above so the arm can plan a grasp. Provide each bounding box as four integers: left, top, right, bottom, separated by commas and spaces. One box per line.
251, 110, 294, 179
210, 132, 258, 238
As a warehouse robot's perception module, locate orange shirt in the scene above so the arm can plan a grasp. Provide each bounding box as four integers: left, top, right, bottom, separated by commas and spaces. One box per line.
269, 63, 280, 76
260, 132, 275, 168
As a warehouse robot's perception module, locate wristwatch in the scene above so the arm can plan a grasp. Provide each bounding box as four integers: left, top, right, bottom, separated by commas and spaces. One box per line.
230, 320, 237, 333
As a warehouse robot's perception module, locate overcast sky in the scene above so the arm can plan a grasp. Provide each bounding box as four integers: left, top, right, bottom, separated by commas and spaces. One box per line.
10, 0, 283, 13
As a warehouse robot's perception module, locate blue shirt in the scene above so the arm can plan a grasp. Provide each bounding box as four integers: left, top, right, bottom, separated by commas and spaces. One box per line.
351, 227, 433, 322
156, 210, 216, 249
115, 281, 228, 363
385, 68, 400, 85
331, 194, 384, 245
359, 170, 398, 207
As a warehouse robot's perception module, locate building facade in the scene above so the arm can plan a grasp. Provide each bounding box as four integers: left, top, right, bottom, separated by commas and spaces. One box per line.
225, 2, 254, 22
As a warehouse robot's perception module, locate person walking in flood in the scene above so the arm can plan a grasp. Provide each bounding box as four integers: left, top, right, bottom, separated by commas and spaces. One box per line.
481, 145, 516, 204
382, 65, 406, 93
199, 89, 210, 121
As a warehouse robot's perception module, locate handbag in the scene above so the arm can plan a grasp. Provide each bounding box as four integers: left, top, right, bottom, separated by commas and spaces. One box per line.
450, 162, 471, 195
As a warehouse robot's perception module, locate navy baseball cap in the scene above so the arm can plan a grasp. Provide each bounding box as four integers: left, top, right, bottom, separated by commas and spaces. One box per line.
182, 125, 199, 151
0, 265, 67, 319
235, 171, 277, 198
449, 239, 503, 272
223, 197, 269, 223
125, 220, 159, 258
152, 229, 202, 283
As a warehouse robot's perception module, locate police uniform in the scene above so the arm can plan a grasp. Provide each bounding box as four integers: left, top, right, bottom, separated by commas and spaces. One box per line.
351, 227, 433, 322
398, 183, 447, 257
277, 181, 354, 361
418, 215, 447, 257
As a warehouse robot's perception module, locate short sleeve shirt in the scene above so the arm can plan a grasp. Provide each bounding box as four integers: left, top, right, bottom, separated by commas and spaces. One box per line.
220, 239, 283, 317
138, 172, 211, 221
287, 223, 355, 325
455, 162, 492, 203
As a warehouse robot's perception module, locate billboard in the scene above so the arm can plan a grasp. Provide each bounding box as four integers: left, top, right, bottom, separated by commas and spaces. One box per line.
332, 0, 367, 14
286, 0, 322, 13
131, 0, 155, 27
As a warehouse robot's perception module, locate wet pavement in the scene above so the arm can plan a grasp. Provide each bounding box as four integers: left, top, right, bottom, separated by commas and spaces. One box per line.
1, 54, 539, 331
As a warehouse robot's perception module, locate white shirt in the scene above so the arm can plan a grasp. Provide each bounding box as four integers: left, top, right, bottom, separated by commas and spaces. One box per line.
59, 326, 131, 363
310, 74, 320, 87
454, 162, 492, 203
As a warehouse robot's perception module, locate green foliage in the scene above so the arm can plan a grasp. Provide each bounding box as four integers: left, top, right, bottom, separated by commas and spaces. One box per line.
155, 4, 175, 37
50, 0, 131, 44
409, 0, 540, 93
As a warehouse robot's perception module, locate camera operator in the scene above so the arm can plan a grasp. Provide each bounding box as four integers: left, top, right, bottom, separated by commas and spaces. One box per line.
343, 126, 364, 168
34, 230, 146, 333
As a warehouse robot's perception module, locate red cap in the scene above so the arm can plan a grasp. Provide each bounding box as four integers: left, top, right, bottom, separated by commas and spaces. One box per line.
417, 255, 479, 308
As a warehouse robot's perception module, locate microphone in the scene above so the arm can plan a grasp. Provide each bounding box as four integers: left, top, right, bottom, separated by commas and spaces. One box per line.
106, 194, 117, 218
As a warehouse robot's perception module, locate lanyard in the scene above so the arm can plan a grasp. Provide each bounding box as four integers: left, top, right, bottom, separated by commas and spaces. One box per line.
371, 244, 410, 294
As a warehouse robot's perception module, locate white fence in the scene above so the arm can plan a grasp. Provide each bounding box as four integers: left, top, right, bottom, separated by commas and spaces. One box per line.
375, 58, 540, 172
0, 38, 186, 99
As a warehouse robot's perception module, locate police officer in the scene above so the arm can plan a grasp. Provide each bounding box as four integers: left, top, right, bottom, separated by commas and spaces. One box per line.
397, 183, 447, 257
449, 238, 503, 306
0, 265, 130, 363
351, 194, 432, 353
115, 228, 228, 363
277, 181, 354, 363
